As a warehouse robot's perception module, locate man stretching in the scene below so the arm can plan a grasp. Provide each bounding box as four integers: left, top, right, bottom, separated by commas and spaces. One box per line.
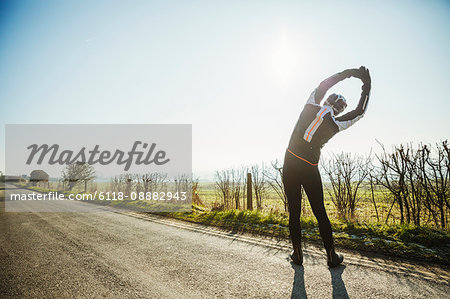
283, 66, 371, 267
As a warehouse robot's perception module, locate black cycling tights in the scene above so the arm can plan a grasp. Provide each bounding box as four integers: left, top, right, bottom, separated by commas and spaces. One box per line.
282, 150, 333, 251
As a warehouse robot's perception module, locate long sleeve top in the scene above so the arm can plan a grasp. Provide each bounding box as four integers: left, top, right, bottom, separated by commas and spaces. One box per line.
287, 69, 371, 165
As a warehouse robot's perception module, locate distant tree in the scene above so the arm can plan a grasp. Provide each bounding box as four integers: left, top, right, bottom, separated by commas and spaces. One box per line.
375, 141, 449, 228
264, 159, 288, 212
230, 168, 244, 210
215, 167, 246, 210
215, 169, 232, 209
124, 174, 133, 197
191, 177, 203, 206
145, 173, 168, 193
323, 153, 368, 220
365, 153, 380, 223
414, 141, 449, 228
62, 162, 95, 191
30, 170, 49, 187
250, 163, 268, 210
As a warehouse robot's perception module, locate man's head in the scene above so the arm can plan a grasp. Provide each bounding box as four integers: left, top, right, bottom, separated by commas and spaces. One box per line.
324, 93, 347, 115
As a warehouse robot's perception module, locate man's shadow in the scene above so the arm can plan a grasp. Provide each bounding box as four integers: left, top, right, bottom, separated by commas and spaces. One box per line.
330, 265, 349, 299
291, 263, 349, 299
290, 263, 307, 299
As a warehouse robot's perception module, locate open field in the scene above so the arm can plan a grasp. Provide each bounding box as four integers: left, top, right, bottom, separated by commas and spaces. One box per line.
191, 182, 448, 229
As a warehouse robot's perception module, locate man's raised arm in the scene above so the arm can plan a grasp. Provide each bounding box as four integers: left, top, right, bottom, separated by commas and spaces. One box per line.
334, 67, 371, 131
306, 68, 360, 105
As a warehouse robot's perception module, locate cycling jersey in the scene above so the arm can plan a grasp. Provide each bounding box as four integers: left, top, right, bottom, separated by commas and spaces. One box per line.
287, 69, 371, 165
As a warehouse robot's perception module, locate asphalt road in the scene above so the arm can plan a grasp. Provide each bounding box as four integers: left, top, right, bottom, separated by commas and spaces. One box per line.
1, 184, 449, 298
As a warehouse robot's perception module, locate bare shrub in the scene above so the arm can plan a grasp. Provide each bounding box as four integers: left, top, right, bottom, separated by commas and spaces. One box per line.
264, 159, 288, 212
62, 162, 95, 191
322, 153, 368, 220
251, 163, 268, 210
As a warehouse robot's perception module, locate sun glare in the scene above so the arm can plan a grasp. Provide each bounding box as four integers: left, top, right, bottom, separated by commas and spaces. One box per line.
271, 33, 299, 85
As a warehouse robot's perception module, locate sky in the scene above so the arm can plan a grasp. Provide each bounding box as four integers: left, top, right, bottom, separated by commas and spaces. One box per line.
1, 0, 449, 180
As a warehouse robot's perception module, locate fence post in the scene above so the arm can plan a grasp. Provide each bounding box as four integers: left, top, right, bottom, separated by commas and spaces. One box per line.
247, 172, 253, 210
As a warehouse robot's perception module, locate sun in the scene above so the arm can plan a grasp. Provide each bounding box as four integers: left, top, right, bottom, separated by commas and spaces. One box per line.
271, 33, 299, 85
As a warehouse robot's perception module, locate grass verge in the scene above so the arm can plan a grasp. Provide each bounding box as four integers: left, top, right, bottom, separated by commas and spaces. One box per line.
159, 206, 450, 267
